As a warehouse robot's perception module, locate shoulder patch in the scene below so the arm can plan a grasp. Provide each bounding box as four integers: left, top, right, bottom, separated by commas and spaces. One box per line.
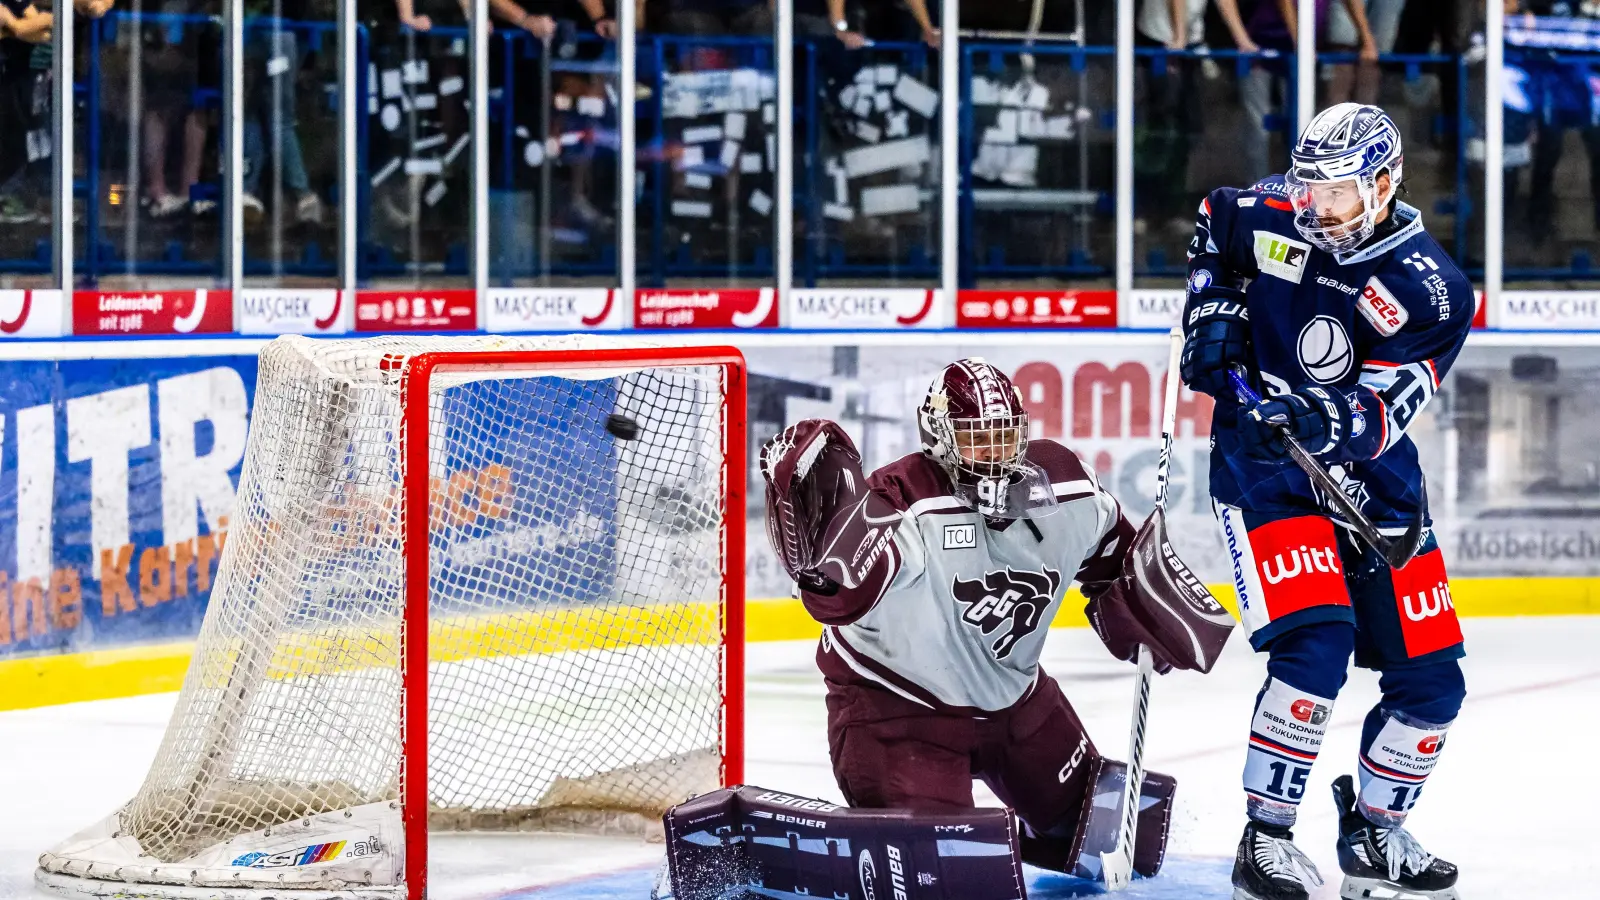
1252, 231, 1311, 284
1357, 275, 1410, 336
1237, 196, 1257, 207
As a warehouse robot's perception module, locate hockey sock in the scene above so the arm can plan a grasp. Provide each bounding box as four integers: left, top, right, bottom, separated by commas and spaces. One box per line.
1244, 676, 1334, 826
1356, 661, 1465, 827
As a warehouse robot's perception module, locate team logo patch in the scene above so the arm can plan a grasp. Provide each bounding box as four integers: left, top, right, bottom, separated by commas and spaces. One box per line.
1357, 276, 1409, 336
950, 566, 1061, 659
1297, 315, 1354, 383
942, 524, 977, 550
1189, 269, 1213, 293
1253, 231, 1311, 284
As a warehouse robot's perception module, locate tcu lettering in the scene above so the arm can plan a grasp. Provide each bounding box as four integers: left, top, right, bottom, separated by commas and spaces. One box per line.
1260, 544, 1342, 584
886, 844, 909, 900
1402, 582, 1454, 622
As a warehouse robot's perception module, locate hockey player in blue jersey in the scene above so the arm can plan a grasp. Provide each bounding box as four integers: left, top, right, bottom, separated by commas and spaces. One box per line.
1179, 103, 1471, 900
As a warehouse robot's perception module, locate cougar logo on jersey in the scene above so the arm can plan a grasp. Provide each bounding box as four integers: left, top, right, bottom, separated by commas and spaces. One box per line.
950, 566, 1061, 659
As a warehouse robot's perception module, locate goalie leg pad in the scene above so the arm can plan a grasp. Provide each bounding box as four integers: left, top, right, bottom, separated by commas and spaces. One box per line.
1016, 757, 1177, 880
661, 785, 1027, 900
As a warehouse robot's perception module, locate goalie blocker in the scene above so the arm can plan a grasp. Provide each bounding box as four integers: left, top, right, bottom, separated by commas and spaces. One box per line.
660, 777, 1175, 900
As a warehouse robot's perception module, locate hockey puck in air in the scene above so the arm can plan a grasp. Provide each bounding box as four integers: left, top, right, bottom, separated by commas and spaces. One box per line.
606, 414, 641, 441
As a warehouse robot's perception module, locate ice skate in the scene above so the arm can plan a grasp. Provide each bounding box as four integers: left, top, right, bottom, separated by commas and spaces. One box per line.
1334, 774, 1460, 899
1232, 819, 1324, 900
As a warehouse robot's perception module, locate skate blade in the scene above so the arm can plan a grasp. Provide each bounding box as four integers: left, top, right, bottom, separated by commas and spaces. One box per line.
1232, 889, 1286, 900
1341, 875, 1460, 900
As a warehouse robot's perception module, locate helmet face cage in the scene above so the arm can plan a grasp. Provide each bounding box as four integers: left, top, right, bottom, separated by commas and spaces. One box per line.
1288, 103, 1403, 255
917, 359, 1031, 488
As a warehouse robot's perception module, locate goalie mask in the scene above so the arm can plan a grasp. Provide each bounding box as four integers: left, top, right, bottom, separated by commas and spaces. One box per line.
918, 358, 1057, 519
1286, 102, 1403, 256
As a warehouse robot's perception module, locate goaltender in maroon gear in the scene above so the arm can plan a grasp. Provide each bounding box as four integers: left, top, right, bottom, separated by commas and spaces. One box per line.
759, 357, 1234, 883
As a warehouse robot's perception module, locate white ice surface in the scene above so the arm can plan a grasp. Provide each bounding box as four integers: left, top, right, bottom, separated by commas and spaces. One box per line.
4, 616, 1597, 899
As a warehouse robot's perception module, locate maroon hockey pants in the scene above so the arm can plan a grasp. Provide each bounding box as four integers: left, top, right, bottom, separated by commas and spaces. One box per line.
826, 673, 1097, 834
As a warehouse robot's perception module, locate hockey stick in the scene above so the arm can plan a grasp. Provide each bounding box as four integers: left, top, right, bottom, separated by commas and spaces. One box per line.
1099, 327, 1183, 891
1226, 364, 1426, 569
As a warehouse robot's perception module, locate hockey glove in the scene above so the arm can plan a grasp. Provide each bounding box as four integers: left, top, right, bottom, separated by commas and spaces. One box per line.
1179, 284, 1252, 399
1240, 386, 1356, 461
1085, 580, 1175, 675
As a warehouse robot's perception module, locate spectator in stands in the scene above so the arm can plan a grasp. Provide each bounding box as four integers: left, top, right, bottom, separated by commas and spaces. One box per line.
1237, 0, 1378, 182
139, 1, 215, 220
656, 0, 772, 36
1324, 0, 1403, 105
823, 0, 938, 46
1393, 0, 1473, 149
241, 0, 323, 228
1135, 0, 1258, 236
0, 0, 113, 223
1516, 0, 1600, 239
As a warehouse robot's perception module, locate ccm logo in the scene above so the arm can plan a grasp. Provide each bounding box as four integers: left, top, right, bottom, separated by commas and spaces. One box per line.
943, 524, 976, 550
1290, 699, 1330, 725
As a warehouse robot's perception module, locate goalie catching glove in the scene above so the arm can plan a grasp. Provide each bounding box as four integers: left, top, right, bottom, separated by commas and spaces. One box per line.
1084, 505, 1236, 674
761, 419, 902, 598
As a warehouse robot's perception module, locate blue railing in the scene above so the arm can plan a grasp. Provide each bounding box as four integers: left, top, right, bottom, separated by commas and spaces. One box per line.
10, 17, 1592, 284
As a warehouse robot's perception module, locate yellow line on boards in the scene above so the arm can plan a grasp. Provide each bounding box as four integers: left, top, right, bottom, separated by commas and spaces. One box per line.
3, 579, 1597, 711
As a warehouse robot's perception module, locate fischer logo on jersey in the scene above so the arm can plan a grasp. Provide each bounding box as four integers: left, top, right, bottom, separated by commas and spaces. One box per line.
1290, 698, 1331, 726
1358, 276, 1410, 336
950, 566, 1060, 660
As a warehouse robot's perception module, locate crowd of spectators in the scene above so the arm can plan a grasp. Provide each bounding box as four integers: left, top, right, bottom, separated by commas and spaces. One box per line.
2, 0, 1597, 276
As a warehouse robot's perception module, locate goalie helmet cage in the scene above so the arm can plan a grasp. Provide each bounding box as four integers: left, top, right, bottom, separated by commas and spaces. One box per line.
37, 335, 746, 900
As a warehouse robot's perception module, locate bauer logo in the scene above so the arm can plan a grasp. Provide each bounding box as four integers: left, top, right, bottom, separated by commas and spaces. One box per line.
485, 288, 620, 332
858, 849, 878, 900
1252, 231, 1310, 284
886, 844, 909, 900
1290, 699, 1330, 726
238, 289, 346, 335
942, 523, 977, 550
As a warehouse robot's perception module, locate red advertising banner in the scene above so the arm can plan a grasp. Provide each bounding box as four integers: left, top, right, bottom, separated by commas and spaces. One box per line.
353, 290, 478, 332
956, 289, 1118, 329
633, 288, 778, 329
72, 289, 234, 336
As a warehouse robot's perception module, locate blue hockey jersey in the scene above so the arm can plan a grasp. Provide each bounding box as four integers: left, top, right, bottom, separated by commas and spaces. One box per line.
1188, 176, 1474, 528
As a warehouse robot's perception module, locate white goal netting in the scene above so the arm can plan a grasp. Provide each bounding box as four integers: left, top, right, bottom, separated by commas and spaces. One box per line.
38, 335, 741, 897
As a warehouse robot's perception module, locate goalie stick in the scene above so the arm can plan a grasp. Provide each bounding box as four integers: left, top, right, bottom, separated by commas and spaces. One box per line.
1099, 327, 1182, 891
1226, 365, 1426, 570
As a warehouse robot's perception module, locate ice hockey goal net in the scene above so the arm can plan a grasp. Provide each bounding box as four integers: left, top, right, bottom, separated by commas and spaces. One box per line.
38, 335, 746, 900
